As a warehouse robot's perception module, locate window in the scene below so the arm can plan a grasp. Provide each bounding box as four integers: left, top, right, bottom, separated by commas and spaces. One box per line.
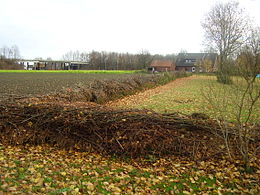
185, 59, 196, 63
185, 59, 192, 63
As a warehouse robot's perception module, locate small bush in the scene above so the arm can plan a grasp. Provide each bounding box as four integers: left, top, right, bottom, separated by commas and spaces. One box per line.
216, 72, 233, 84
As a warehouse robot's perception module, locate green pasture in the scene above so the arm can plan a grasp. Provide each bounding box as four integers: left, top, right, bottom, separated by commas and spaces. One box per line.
0, 70, 143, 74
130, 75, 260, 123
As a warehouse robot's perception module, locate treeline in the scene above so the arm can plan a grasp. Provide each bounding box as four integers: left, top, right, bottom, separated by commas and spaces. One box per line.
62, 50, 176, 70
0, 45, 23, 70
0, 45, 21, 60
0, 44, 178, 70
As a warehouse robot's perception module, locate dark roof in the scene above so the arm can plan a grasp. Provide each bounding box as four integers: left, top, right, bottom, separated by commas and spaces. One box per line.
176, 53, 217, 67
150, 60, 174, 67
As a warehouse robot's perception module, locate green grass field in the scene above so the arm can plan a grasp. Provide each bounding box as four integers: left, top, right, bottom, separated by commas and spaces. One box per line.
129, 75, 260, 123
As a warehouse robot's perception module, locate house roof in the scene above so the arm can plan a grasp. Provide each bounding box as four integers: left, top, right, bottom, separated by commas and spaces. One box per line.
150, 60, 174, 67
176, 53, 218, 67
177, 53, 217, 59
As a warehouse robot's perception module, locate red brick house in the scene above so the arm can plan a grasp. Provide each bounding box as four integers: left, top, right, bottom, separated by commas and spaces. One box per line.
150, 60, 175, 72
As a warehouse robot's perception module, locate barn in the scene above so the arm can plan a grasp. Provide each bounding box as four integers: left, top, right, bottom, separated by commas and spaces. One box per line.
150, 60, 175, 72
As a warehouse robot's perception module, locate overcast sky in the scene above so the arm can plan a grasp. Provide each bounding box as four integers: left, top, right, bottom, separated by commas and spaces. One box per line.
0, 0, 259, 60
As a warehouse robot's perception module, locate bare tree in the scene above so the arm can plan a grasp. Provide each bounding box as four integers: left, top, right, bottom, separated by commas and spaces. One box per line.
62, 50, 88, 62
62, 51, 73, 61
0, 46, 9, 59
0, 45, 21, 59
0, 45, 22, 70
61, 50, 176, 70
202, 27, 260, 168
137, 49, 153, 69
237, 27, 260, 77
10, 45, 21, 59
202, 1, 250, 83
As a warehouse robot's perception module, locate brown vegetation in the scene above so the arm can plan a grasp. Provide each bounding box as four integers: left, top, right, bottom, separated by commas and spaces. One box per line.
1, 99, 259, 160
0, 58, 23, 70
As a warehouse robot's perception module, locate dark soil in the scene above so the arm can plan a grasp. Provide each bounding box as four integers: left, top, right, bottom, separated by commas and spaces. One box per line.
0, 73, 139, 99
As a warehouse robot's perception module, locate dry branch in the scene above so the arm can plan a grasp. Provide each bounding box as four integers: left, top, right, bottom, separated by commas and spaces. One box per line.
1, 100, 258, 159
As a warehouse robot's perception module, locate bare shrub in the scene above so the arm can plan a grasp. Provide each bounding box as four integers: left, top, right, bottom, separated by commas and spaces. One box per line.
202, 28, 260, 168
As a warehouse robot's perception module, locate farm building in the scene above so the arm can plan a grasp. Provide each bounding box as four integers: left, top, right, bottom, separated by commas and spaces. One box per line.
175, 53, 218, 72
17, 60, 36, 70
150, 60, 175, 72
17, 60, 89, 70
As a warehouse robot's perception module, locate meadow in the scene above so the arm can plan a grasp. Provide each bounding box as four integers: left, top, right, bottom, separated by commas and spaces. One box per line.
123, 75, 260, 123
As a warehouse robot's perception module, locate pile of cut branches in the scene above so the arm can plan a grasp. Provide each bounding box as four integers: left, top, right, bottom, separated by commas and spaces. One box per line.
52, 72, 189, 103
2, 100, 258, 159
